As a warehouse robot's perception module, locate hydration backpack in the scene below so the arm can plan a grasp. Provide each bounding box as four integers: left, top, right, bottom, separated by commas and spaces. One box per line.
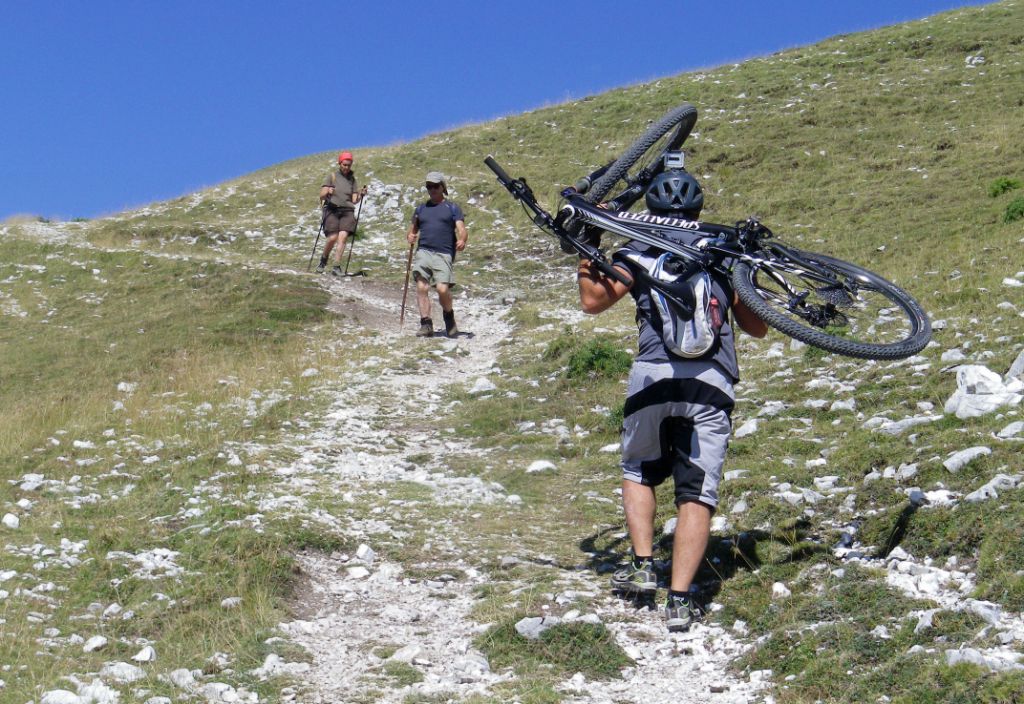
623, 251, 724, 359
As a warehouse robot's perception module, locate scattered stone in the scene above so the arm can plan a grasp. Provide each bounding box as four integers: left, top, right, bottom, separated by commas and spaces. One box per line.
133, 645, 157, 662
1008, 348, 1024, 381
250, 653, 311, 679
526, 460, 557, 474
78, 680, 119, 704
1, 513, 19, 530
734, 419, 759, 438
945, 647, 1023, 672
515, 615, 561, 640
469, 377, 497, 394
771, 582, 792, 599
40, 691, 81, 704
452, 652, 491, 683
389, 644, 423, 662
168, 668, 197, 690
942, 446, 991, 473
221, 596, 242, 609
944, 365, 1023, 419
997, 421, 1024, 439
964, 474, 1022, 503
346, 565, 370, 579
100, 661, 146, 683
83, 635, 108, 652
198, 683, 236, 701
355, 543, 376, 566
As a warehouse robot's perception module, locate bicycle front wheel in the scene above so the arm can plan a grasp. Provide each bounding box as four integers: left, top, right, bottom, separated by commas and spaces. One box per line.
586, 103, 698, 204
732, 251, 931, 360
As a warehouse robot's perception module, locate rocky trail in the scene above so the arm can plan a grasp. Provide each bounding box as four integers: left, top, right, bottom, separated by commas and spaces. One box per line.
265, 274, 769, 704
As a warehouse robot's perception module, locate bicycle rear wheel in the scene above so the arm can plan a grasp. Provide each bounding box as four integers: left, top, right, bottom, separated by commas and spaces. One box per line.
732, 251, 931, 360
586, 103, 698, 204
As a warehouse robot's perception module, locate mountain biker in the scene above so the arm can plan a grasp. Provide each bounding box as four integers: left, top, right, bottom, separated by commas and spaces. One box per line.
406, 171, 468, 337
576, 154, 767, 632
318, 151, 368, 276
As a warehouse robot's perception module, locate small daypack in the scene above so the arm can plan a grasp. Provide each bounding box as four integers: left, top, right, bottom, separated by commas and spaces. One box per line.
624, 251, 724, 359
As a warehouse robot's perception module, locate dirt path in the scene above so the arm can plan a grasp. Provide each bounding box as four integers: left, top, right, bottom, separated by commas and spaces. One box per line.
276, 275, 766, 704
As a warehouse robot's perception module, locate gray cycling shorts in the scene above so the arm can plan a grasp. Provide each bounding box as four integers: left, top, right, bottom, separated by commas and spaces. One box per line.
620, 360, 735, 509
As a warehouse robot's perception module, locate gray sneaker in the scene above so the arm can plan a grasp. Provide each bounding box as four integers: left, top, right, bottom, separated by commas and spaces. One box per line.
416, 320, 434, 337
665, 594, 703, 633
610, 560, 656, 596
315, 261, 327, 273
330, 266, 343, 277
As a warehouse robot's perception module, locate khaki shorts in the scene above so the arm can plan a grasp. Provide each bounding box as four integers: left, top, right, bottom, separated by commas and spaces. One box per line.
324, 208, 357, 235
412, 249, 455, 286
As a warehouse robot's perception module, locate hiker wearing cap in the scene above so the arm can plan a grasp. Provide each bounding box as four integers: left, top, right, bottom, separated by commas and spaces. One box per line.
317, 151, 368, 276
406, 171, 467, 337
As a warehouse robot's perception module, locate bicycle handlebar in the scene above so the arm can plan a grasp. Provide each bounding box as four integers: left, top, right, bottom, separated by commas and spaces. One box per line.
484, 156, 632, 286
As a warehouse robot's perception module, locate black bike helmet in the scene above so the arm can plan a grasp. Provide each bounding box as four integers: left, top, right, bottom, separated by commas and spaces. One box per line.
645, 170, 704, 218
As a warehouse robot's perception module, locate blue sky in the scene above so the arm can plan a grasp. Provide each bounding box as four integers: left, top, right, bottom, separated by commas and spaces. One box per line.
0, 1, 991, 220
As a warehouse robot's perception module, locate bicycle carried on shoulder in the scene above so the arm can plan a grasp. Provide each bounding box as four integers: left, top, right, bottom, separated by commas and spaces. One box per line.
484, 102, 931, 361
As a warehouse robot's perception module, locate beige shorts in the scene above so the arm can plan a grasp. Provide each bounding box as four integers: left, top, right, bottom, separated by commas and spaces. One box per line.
412, 249, 455, 286
324, 208, 357, 235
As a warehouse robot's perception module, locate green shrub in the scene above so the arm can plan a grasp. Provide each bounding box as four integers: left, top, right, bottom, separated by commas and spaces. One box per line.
475, 619, 631, 681
988, 177, 1022, 198
1004, 196, 1024, 223
565, 339, 632, 379
544, 328, 631, 380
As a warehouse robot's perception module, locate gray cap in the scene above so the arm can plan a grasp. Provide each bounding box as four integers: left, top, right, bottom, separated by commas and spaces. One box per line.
425, 171, 446, 185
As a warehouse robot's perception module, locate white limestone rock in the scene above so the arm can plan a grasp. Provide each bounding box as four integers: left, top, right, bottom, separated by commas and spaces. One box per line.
100, 661, 146, 683
997, 421, 1024, 439
964, 474, 1022, 503
515, 615, 561, 640
944, 365, 1023, 419
83, 635, 108, 652
734, 419, 759, 438
469, 377, 497, 394
132, 645, 157, 662
942, 446, 991, 473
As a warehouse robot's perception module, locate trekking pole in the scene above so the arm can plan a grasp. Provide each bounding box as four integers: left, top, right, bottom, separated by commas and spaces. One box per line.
343, 194, 366, 276
399, 243, 414, 326
306, 203, 328, 271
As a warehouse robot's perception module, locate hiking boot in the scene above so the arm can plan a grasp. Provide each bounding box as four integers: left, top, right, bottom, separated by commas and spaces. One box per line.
443, 310, 458, 337
315, 259, 327, 273
416, 318, 434, 337
665, 593, 703, 633
330, 266, 343, 277
610, 559, 656, 596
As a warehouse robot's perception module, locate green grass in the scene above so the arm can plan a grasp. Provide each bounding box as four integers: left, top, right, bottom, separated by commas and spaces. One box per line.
0, 237, 342, 702
3, 2, 1024, 702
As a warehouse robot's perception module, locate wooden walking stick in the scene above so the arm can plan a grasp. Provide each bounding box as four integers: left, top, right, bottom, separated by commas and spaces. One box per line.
399, 243, 414, 326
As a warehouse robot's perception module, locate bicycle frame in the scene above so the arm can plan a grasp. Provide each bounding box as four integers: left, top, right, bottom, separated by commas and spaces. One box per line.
485, 155, 864, 321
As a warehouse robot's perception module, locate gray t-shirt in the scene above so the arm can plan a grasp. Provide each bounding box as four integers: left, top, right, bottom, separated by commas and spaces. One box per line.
613, 233, 740, 382
323, 170, 357, 211
413, 200, 464, 257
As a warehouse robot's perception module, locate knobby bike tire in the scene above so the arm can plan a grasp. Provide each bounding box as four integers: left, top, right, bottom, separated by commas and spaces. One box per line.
585, 103, 698, 204
732, 252, 931, 360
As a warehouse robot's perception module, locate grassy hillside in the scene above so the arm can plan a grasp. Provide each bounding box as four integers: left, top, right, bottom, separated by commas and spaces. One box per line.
2, 2, 1023, 703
